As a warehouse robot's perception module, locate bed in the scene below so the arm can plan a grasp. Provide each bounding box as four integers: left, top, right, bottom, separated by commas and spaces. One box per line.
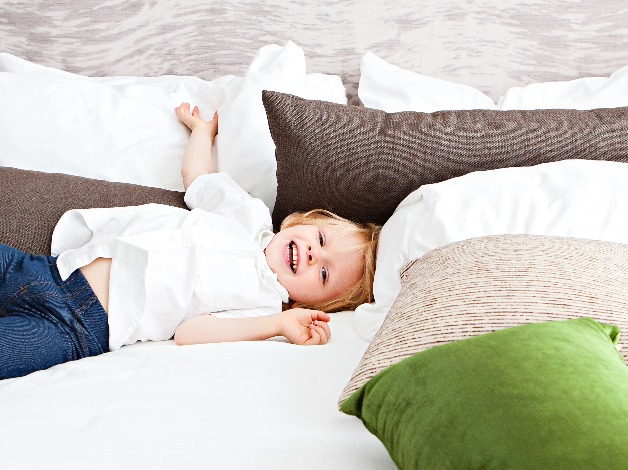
1, 1, 628, 469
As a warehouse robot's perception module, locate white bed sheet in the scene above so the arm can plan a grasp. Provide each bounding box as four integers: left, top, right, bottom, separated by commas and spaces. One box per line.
0, 312, 394, 469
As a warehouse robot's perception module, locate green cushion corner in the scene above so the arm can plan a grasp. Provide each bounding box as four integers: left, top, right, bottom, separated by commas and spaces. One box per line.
341, 318, 628, 469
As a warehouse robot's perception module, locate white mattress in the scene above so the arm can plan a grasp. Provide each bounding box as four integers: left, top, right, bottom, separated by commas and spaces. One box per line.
0, 312, 394, 469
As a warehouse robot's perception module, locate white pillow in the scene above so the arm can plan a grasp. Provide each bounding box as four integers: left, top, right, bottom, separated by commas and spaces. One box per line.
0, 72, 202, 190
354, 159, 628, 340
354, 51, 628, 112
0, 43, 347, 209
498, 65, 628, 110
358, 52, 497, 112
0, 51, 237, 94
217, 42, 346, 210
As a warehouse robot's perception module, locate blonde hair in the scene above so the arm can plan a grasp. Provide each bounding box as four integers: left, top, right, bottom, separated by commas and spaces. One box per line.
280, 209, 380, 312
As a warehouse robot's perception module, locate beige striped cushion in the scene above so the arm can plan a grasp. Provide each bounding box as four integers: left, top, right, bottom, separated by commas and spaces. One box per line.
339, 234, 628, 405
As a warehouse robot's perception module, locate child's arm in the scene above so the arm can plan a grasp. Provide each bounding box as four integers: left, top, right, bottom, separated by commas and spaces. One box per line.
174, 308, 332, 346
175, 102, 219, 190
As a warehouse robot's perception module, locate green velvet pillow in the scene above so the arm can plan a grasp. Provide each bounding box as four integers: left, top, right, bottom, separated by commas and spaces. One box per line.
340, 318, 628, 469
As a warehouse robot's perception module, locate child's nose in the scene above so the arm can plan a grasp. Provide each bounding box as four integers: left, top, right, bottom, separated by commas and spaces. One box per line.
307, 245, 318, 264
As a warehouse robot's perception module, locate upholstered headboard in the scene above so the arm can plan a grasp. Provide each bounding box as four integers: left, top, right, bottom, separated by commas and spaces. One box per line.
2, 1, 628, 103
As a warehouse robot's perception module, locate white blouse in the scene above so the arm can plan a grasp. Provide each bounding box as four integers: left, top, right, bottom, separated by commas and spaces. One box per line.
51, 173, 289, 350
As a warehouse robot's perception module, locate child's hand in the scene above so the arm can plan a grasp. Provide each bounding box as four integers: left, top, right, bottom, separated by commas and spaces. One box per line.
279, 308, 331, 345
175, 102, 218, 138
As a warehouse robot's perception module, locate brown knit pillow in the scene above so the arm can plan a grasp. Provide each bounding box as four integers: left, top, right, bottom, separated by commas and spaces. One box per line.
1, 167, 186, 255
262, 91, 628, 228
338, 234, 628, 405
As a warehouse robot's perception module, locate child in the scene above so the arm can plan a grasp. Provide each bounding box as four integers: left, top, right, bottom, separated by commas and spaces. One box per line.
0, 103, 380, 380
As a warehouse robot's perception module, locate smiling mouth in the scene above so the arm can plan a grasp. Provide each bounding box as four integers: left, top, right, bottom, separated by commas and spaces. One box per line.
288, 241, 298, 273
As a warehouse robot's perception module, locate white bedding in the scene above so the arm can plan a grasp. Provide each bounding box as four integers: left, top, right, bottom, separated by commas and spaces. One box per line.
0, 44, 347, 211
3, 2, 628, 468
0, 47, 394, 469
356, 159, 628, 340
0, 311, 394, 469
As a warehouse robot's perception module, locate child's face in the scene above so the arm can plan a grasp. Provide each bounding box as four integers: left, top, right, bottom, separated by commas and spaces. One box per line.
265, 223, 365, 307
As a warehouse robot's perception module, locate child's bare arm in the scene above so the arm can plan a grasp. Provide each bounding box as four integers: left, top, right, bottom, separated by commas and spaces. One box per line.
175, 102, 219, 190
174, 309, 331, 346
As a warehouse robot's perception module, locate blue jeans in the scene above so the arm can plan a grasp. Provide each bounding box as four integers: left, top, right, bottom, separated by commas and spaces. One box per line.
0, 244, 109, 379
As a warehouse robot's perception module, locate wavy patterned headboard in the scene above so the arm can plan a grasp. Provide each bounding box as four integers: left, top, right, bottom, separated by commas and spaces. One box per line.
2, 0, 628, 101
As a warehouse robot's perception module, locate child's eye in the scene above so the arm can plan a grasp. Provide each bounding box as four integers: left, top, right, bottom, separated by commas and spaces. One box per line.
321, 266, 328, 284
318, 231, 324, 246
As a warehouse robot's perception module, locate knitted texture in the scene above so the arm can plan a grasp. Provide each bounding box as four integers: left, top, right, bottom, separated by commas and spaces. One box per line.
1, 167, 185, 255
339, 234, 628, 405
263, 91, 628, 228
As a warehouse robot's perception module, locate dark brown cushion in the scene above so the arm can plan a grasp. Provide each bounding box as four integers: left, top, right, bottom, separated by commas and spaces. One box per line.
262, 91, 628, 228
1, 167, 186, 255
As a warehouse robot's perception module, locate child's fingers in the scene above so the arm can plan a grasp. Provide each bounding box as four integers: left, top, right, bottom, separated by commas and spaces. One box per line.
319, 324, 331, 343
313, 320, 331, 338
192, 105, 200, 117
304, 326, 320, 345
309, 323, 329, 345
315, 326, 329, 344
312, 311, 330, 323
176, 102, 190, 112
175, 103, 190, 119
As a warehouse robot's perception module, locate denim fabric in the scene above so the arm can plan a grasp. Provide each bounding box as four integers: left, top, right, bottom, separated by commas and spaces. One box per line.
0, 244, 109, 379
